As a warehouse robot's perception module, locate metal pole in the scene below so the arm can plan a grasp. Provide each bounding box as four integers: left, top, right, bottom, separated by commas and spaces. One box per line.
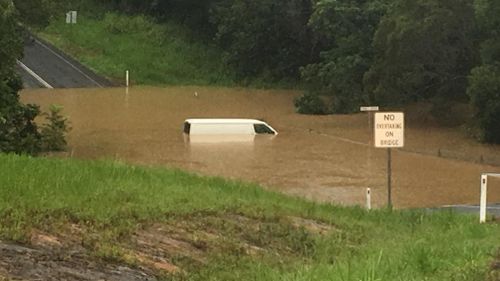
368, 112, 372, 145
387, 148, 392, 209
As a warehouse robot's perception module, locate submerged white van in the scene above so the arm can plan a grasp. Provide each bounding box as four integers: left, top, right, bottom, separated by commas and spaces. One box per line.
183, 118, 278, 135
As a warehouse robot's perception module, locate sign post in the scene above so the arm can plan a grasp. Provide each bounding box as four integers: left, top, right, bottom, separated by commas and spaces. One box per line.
374, 112, 404, 208
360, 106, 379, 145
361, 106, 379, 208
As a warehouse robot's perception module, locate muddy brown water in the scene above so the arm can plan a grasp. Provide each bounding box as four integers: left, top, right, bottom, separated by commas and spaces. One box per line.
21, 86, 500, 208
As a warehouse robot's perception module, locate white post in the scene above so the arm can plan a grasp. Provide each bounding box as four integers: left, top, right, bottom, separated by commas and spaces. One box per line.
126, 70, 129, 88
71, 11, 77, 24
366, 188, 372, 210
480, 174, 488, 223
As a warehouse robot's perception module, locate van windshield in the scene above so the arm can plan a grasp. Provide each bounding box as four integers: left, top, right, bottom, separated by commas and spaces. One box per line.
254, 124, 275, 134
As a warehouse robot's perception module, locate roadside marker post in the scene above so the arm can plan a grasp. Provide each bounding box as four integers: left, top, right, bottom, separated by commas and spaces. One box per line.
480, 174, 487, 223
126, 70, 130, 88
479, 173, 500, 223
374, 112, 404, 208
366, 188, 372, 210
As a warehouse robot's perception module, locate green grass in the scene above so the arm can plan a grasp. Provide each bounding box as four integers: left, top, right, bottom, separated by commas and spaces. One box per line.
0, 153, 499, 280
38, 13, 236, 86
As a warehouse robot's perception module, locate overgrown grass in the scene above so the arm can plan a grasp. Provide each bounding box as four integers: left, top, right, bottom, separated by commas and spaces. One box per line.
39, 13, 236, 86
0, 153, 499, 280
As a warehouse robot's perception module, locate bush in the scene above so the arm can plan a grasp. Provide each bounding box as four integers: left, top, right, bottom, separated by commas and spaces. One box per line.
103, 13, 155, 34
0, 98, 42, 155
467, 64, 500, 143
294, 93, 329, 115
40, 104, 69, 151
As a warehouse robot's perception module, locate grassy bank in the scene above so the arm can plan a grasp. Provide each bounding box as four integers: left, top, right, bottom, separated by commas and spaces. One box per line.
39, 13, 236, 86
0, 153, 499, 280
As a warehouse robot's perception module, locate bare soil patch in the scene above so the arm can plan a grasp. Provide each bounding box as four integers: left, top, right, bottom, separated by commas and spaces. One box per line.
0, 213, 335, 280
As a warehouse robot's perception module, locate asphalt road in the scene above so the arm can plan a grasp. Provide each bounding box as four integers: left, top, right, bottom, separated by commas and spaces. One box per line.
441, 203, 500, 215
17, 36, 114, 89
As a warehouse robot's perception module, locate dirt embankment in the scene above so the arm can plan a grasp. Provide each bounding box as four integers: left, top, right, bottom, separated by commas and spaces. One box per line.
0, 214, 334, 280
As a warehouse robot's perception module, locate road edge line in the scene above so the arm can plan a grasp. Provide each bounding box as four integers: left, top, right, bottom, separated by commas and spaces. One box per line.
16, 60, 54, 89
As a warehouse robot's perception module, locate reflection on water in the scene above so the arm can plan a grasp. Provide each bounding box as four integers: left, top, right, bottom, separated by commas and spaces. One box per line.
21, 86, 500, 208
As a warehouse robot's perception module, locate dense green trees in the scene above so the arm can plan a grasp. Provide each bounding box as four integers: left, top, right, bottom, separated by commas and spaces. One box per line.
211, 0, 316, 81
467, 65, 500, 143
13, 0, 53, 28
366, 0, 476, 117
301, 0, 388, 113
467, 0, 500, 143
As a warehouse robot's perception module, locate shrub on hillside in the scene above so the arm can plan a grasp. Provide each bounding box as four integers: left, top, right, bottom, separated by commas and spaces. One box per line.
294, 93, 329, 115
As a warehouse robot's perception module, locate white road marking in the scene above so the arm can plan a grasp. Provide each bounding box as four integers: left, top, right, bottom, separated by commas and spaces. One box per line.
442, 204, 500, 210
17, 60, 54, 89
34, 39, 104, 88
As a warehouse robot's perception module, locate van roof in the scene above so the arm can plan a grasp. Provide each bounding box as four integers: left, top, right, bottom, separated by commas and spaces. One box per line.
185, 118, 267, 125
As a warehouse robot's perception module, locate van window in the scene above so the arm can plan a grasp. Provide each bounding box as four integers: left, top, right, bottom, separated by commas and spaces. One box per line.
254, 124, 275, 134
183, 122, 191, 134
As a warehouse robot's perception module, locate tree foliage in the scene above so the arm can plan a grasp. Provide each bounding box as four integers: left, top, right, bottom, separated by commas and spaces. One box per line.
467, 65, 500, 143
365, 0, 476, 111
13, 0, 55, 29
474, 0, 500, 64
211, 0, 317, 81
466, 0, 500, 143
301, 0, 388, 113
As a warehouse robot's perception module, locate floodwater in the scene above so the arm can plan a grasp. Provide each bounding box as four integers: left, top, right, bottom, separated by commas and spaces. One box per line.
21, 86, 500, 208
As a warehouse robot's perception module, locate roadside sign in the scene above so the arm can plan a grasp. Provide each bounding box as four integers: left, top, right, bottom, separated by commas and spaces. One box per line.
374, 112, 404, 148
360, 106, 379, 112
66, 11, 77, 24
